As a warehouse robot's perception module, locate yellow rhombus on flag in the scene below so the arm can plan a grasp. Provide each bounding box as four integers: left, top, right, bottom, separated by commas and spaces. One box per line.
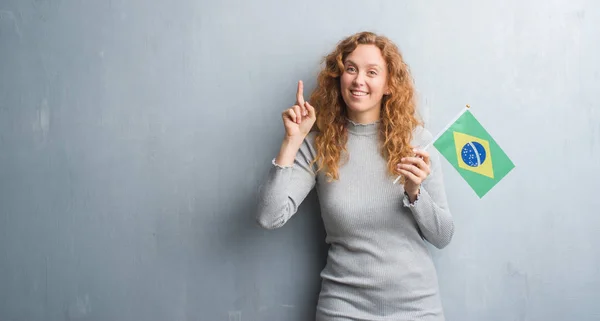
432, 107, 515, 198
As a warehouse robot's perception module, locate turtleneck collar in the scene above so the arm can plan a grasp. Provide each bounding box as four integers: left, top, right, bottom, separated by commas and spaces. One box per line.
346, 118, 380, 136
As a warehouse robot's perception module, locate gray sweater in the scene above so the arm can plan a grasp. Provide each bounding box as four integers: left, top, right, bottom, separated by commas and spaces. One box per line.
256, 119, 454, 321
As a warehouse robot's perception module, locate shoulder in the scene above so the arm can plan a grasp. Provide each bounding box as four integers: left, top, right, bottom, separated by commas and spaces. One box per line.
297, 131, 318, 159
411, 125, 443, 166
411, 125, 433, 148
305, 130, 318, 145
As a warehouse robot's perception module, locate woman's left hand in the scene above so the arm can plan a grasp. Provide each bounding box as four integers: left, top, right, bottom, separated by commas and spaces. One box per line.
396, 149, 431, 201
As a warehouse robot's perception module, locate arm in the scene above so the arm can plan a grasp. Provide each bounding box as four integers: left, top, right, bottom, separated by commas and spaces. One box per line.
256, 134, 318, 229
403, 146, 455, 249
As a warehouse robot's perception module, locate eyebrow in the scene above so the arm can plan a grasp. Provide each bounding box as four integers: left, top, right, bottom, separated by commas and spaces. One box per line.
345, 60, 383, 70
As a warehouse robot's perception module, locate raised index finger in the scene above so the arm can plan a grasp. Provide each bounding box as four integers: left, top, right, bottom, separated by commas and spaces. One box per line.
296, 80, 305, 106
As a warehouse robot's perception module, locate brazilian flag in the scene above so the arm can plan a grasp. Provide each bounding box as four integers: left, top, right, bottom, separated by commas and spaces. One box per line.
433, 109, 514, 198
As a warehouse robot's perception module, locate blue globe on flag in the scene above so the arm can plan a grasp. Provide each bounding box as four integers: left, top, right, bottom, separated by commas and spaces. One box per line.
461, 142, 487, 167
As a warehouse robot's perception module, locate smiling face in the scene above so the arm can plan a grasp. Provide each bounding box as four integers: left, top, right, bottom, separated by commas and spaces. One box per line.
340, 44, 389, 123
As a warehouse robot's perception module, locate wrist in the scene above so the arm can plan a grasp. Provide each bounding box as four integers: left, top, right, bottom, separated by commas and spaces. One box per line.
275, 136, 304, 166
405, 187, 420, 202
283, 134, 305, 146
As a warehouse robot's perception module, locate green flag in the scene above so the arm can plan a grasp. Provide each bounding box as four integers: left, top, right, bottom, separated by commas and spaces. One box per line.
432, 108, 515, 198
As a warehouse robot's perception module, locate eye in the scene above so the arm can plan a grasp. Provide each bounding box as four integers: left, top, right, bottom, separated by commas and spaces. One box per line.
368, 70, 378, 76
346, 66, 356, 73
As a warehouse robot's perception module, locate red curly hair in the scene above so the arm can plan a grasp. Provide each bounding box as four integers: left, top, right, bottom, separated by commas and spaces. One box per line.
309, 31, 422, 182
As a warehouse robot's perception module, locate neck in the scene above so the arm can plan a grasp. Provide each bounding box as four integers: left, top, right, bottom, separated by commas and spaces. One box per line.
346, 107, 381, 124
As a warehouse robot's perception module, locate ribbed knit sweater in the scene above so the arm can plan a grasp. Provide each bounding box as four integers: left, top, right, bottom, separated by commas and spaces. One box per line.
256, 119, 454, 321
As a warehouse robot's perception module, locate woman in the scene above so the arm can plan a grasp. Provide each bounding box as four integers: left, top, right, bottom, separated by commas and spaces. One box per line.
256, 31, 454, 321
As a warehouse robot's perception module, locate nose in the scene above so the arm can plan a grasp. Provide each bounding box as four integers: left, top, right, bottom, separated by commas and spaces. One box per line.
352, 72, 366, 87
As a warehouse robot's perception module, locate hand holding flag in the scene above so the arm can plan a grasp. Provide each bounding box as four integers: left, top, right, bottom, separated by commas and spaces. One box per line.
396, 149, 432, 201
394, 105, 515, 198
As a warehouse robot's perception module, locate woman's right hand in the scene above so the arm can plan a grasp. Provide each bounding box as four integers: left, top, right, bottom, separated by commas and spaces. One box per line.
282, 80, 316, 140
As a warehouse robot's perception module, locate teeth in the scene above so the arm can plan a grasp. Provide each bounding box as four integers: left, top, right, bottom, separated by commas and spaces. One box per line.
351, 91, 368, 96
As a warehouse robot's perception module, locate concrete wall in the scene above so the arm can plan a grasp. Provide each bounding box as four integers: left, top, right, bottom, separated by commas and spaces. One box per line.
1, 0, 598, 320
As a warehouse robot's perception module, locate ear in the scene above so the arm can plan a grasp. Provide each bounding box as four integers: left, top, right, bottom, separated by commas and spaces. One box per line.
384, 82, 391, 96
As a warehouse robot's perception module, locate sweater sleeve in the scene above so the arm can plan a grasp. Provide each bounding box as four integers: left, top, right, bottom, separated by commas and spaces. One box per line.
403, 129, 455, 249
256, 134, 318, 229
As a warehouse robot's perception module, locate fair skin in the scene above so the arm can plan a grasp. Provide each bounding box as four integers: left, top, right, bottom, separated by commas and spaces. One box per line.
340, 44, 389, 124
398, 149, 431, 202
274, 80, 316, 167
276, 45, 430, 202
